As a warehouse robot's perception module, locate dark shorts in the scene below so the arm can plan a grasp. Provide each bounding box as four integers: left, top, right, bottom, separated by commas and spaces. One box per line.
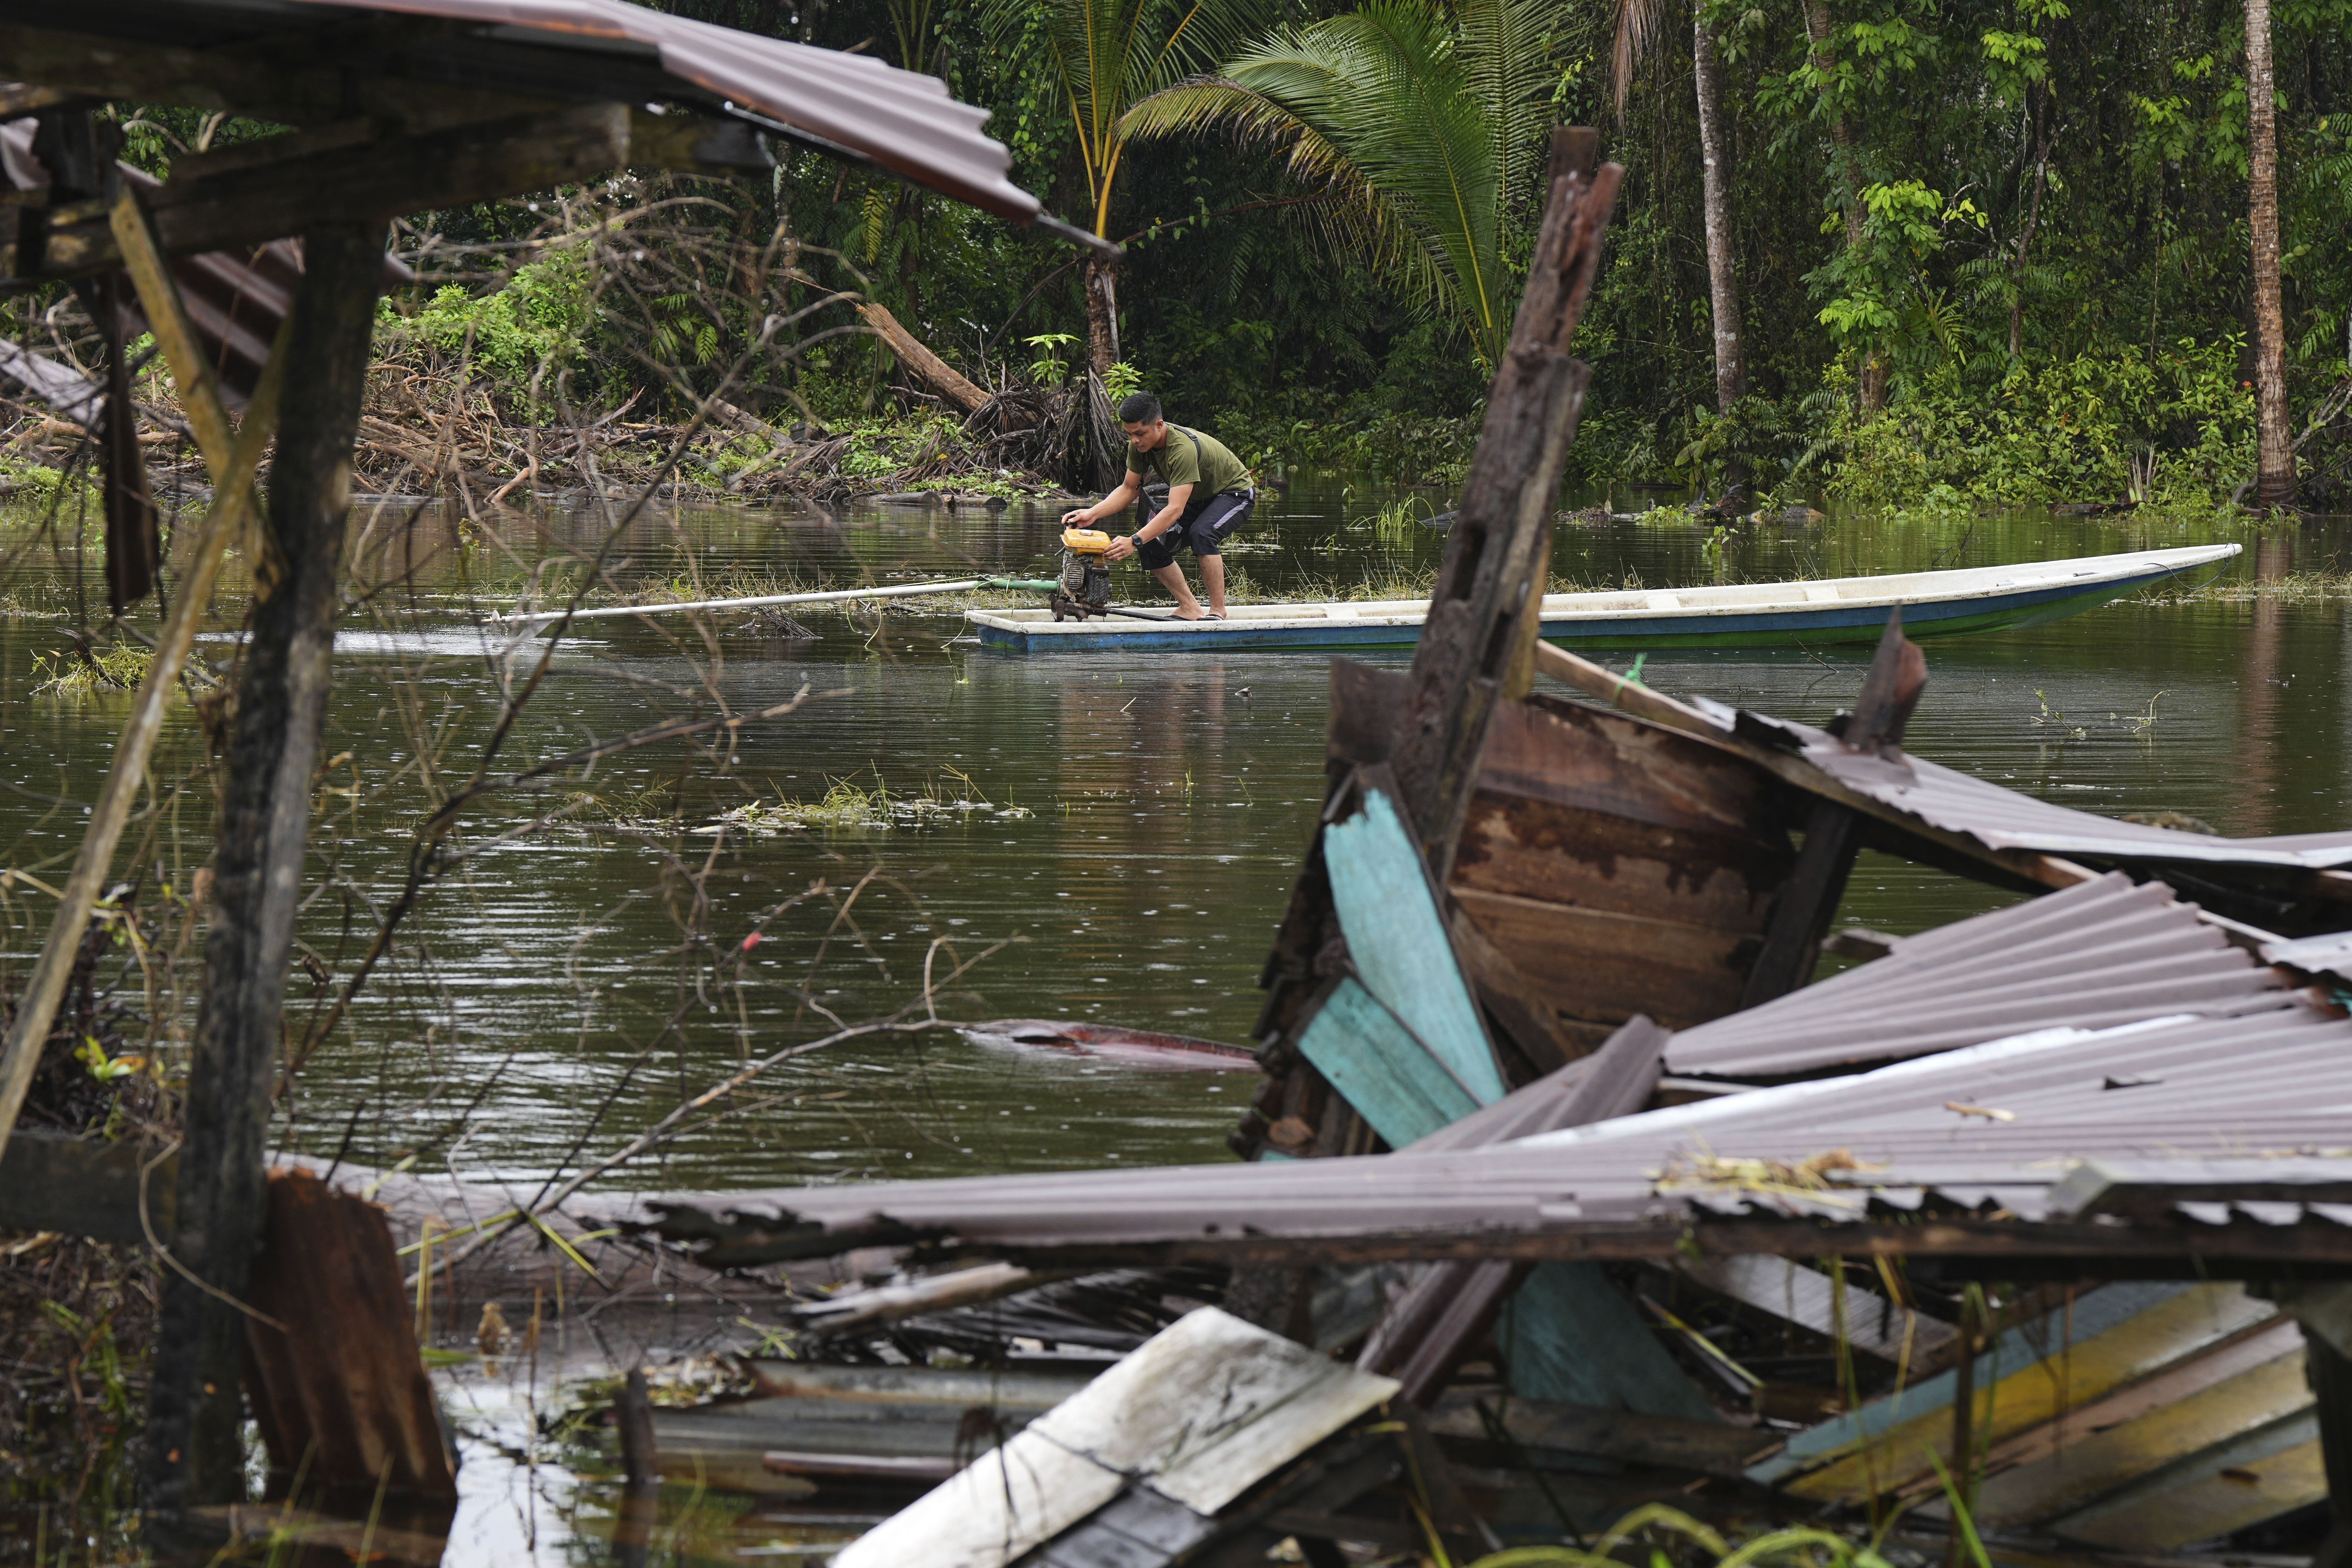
1136, 489, 1255, 570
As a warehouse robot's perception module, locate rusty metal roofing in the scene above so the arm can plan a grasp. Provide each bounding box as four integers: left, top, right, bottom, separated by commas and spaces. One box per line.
1663, 872, 2293, 1079
24, 0, 1043, 224
641, 995, 2352, 1262
2263, 930, 2352, 986
1730, 705, 2352, 870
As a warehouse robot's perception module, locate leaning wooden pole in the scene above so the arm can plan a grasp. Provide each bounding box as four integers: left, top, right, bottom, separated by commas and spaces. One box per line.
147, 220, 390, 1520
1387, 127, 1623, 885
0, 191, 289, 1165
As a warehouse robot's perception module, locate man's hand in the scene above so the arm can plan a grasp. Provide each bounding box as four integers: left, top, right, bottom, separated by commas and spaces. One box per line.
1102, 534, 1140, 563
1060, 506, 1096, 527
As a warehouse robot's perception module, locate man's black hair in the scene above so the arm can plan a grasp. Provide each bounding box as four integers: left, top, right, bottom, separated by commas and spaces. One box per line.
1118, 392, 1162, 425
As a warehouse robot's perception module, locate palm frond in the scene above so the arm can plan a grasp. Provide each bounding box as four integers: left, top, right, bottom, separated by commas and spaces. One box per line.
1609, 0, 1671, 121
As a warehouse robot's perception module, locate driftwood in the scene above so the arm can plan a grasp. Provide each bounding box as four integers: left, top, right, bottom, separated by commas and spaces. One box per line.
859, 301, 990, 415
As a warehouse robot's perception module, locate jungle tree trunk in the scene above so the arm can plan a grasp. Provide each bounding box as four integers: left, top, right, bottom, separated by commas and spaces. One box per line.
2009, 83, 2050, 361
145, 221, 388, 1520
1084, 255, 1121, 377
1801, 0, 1885, 414
1693, 3, 1746, 487
2246, 0, 2295, 510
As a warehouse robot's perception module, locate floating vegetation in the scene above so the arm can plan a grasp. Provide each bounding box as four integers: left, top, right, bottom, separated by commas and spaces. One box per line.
30, 643, 154, 700
705, 771, 1033, 836
2141, 569, 2352, 605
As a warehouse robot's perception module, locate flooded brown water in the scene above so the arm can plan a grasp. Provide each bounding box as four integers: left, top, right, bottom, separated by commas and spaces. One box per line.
2, 479, 2346, 1563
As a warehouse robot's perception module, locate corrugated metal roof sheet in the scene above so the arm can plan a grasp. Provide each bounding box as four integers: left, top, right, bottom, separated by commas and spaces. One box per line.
1664, 872, 2292, 1078
1740, 708, 2352, 870
31, 0, 1042, 223
642, 999, 2352, 1260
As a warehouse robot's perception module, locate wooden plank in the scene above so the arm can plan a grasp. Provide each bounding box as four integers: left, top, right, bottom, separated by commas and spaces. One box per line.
0, 1127, 174, 1244
1323, 786, 1504, 1104
1454, 790, 1787, 930
1295, 978, 1485, 1148
1527, 640, 2095, 895
1486, 694, 1792, 841
2050, 1422, 2325, 1551
1779, 1284, 2280, 1503
1967, 1349, 2312, 1528
37, 105, 631, 278
1501, 1262, 1722, 1421
1451, 887, 1755, 1027
241, 1169, 455, 1496
1426, 1390, 1784, 1478
1672, 1255, 1958, 1364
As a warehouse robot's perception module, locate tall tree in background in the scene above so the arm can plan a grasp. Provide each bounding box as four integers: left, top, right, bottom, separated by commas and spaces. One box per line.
2245, 0, 2295, 509
987, 0, 1267, 374
1612, 0, 1744, 482
1123, 0, 1559, 372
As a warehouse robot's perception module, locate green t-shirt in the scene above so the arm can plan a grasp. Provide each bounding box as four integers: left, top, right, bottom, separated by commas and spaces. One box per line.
1128, 424, 1252, 502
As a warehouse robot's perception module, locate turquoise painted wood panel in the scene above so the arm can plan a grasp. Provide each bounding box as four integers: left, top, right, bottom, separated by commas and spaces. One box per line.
1295, 978, 1483, 1149
1321, 788, 1505, 1106
1501, 1262, 1724, 1422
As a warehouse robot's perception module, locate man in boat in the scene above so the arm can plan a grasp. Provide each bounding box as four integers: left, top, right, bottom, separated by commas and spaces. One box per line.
1060, 392, 1256, 621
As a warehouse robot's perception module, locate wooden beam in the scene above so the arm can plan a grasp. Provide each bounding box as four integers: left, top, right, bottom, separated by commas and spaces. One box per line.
1741, 609, 1927, 1004
0, 192, 291, 1170
1388, 129, 1623, 886
146, 219, 389, 1519
0, 1127, 176, 1244
33, 104, 631, 281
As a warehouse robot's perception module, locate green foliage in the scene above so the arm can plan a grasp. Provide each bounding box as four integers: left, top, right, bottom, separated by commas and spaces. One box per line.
1123, 0, 1571, 367
1827, 342, 2256, 507
1025, 332, 1082, 383
379, 251, 597, 399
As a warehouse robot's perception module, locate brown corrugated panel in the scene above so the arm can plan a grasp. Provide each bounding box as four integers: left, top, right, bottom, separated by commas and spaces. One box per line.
1663, 872, 2290, 1078
1742, 709, 2352, 869
42, 0, 1041, 223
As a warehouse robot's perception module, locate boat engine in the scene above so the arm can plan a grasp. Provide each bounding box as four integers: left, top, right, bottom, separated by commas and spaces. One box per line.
1052, 527, 1114, 620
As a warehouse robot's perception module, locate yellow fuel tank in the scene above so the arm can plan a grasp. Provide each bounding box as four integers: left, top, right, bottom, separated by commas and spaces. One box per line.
1062, 527, 1113, 554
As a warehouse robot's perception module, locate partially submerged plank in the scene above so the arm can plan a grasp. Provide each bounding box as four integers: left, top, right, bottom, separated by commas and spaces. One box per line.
1451, 888, 1756, 1028
833, 1308, 1399, 1568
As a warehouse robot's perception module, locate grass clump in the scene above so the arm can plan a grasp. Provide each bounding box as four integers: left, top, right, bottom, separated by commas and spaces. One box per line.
709, 770, 1033, 837
31, 644, 153, 700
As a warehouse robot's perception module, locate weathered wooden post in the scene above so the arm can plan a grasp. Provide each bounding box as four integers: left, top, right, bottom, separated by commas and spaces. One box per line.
146, 220, 390, 1518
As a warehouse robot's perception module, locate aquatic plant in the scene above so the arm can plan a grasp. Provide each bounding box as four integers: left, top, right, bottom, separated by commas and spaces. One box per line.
30, 643, 155, 700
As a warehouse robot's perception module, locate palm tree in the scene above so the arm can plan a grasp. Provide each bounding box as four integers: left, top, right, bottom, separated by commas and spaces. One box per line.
985, 0, 1269, 375
1121, 0, 1561, 371
2245, 0, 2295, 509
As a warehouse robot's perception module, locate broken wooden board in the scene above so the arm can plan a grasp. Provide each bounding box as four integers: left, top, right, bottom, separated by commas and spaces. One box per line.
1322, 785, 1505, 1106
1500, 1262, 1722, 1422
241, 1167, 455, 1497
833, 1308, 1398, 1568
0, 1126, 174, 1244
